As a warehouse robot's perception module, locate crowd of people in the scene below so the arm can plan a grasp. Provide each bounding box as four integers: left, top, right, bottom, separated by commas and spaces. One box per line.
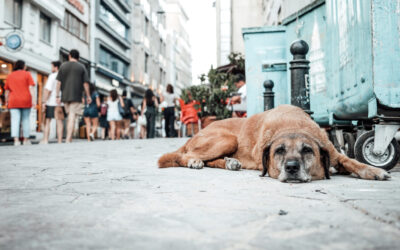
1, 49, 186, 146
2, 49, 247, 146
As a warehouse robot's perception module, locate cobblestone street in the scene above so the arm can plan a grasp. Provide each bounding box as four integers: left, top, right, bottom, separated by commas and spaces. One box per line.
1, 138, 400, 249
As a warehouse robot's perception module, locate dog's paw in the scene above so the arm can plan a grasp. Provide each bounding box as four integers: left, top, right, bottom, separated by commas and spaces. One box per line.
355, 166, 391, 181
224, 157, 242, 171
188, 159, 204, 169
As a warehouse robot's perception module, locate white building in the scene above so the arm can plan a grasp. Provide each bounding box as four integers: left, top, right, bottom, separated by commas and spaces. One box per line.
0, 0, 76, 136
131, 0, 167, 101
165, 0, 192, 94
215, 0, 316, 66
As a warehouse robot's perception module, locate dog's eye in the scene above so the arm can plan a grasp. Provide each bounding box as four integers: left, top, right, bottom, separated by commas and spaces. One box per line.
275, 147, 286, 155
302, 146, 313, 154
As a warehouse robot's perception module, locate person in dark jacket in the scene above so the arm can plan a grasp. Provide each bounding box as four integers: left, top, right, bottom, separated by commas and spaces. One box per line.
141, 89, 159, 138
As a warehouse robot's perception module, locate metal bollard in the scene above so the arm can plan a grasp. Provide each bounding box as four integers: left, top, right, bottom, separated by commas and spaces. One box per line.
263, 80, 274, 111
289, 40, 313, 115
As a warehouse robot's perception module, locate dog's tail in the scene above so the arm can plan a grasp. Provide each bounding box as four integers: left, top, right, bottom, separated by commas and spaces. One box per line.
158, 152, 183, 168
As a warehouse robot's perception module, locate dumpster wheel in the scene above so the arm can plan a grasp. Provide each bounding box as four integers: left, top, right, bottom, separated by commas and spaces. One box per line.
354, 130, 400, 171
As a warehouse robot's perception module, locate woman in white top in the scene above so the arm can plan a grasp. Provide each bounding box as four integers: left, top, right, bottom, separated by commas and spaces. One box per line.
107, 89, 124, 140
160, 84, 178, 137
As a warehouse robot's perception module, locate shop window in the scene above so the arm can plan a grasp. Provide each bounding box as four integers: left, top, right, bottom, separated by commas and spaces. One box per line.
4, 0, 22, 27
99, 46, 129, 78
40, 12, 51, 43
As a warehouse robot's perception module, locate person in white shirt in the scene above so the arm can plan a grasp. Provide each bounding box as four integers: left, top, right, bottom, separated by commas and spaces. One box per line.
230, 74, 247, 117
160, 84, 178, 137
40, 61, 64, 144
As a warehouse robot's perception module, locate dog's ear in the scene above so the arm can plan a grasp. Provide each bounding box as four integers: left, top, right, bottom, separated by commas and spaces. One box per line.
320, 147, 330, 179
260, 146, 270, 177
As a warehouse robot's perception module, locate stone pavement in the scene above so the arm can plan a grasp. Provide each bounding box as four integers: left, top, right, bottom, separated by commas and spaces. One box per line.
0, 138, 400, 250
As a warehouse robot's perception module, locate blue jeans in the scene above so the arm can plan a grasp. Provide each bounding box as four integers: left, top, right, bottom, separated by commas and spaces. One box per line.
10, 108, 31, 138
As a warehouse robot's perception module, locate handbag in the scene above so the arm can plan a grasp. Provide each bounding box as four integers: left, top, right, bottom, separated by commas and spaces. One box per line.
118, 100, 126, 117
138, 115, 147, 126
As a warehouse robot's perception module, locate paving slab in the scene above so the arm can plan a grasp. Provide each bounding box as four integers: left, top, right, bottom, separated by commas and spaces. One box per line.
0, 138, 400, 250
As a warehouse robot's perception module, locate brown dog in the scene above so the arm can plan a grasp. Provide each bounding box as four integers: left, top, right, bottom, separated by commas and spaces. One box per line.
158, 105, 390, 182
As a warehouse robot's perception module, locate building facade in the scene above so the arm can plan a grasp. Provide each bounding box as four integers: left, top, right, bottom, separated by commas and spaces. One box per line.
0, 0, 192, 139
0, 0, 77, 136
131, 0, 167, 102
164, 0, 192, 94
89, 0, 132, 97
215, 0, 315, 66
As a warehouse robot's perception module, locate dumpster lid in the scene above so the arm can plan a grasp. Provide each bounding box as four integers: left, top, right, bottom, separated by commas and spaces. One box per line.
242, 26, 286, 37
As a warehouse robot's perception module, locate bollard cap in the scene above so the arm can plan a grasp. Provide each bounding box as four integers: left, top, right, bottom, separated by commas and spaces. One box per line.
264, 80, 274, 90
290, 40, 309, 59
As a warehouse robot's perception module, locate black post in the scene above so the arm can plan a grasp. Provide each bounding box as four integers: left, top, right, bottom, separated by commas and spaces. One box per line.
263, 80, 274, 111
289, 40, 313, 115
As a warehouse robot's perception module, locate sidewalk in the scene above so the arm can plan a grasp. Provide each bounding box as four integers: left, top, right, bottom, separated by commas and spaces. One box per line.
0, 138, 400, 249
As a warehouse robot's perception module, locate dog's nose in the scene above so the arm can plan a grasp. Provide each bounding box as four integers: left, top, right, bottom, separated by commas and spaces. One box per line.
285, 160, 300, 175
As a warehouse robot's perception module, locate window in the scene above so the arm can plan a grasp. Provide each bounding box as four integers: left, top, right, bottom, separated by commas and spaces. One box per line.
99, 46, 129, 78
144, 53, 149, 73
99, 3, 128, 39
62, 11, 87, 42
40, 13, 51, 43
4, 0, 22, 27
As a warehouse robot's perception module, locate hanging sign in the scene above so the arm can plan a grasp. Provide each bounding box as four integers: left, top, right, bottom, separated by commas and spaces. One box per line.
5, 31, 24, 52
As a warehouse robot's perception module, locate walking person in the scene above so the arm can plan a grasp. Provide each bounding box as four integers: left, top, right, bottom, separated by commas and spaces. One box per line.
4, 60, 35, 146
107, 89, 124, 140
55, 49, 91, 143
138, 100, 147, 139
160, 84, 178, 137
121, 90, 136, 139
40, 61, 64, 144
99, 96, 109, 140
141, 89, 159, 139
83, 84, 100, 141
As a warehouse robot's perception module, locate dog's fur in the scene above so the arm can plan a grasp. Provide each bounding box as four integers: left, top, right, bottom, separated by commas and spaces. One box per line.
158, 105, 390, 182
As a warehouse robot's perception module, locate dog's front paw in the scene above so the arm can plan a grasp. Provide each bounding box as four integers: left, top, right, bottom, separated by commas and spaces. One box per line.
188, 159, 204, 169
224, 157, 242, 171
355, 166, 391, 180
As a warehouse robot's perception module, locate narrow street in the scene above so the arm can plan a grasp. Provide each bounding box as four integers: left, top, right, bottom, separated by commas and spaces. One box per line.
1, 138, 400, 249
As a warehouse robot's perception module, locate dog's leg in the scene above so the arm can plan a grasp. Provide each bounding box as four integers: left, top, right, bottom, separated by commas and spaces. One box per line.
206, 157, 242, 171
333, 153, 390, 180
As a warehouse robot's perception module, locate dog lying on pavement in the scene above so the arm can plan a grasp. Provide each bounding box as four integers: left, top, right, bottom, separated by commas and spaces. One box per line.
158, 105, 390, 182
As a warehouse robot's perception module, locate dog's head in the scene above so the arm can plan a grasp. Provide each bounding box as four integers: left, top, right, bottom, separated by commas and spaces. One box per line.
260, 132, 330, 183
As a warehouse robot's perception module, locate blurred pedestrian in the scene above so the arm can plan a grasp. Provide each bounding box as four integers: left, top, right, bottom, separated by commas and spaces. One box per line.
55, 49, 91, 143
41, 61, 64, 144
121, 90, 136, 139
4, 60, 35, 146
99, 96, 109, 140
83, 83, 100, 141
138, 100, 147, 139
160, 84, 178, 137
229, 74, 247, 117
141, 89, 159, 138
107, 89, 124, 140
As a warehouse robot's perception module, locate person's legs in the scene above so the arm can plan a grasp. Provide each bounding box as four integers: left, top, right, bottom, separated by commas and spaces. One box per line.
164, 110, 170, 137
42, 118, 51, 143
109, 121, 115, 140
91, 118, 99, 138
84, 117, 91, 141
10, 109, 21, 144
168, 110, 176, 137
21, 108, 31, 143
56, 119, 64, 143
149, 111, 156, 138
116, 120, 121, 139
